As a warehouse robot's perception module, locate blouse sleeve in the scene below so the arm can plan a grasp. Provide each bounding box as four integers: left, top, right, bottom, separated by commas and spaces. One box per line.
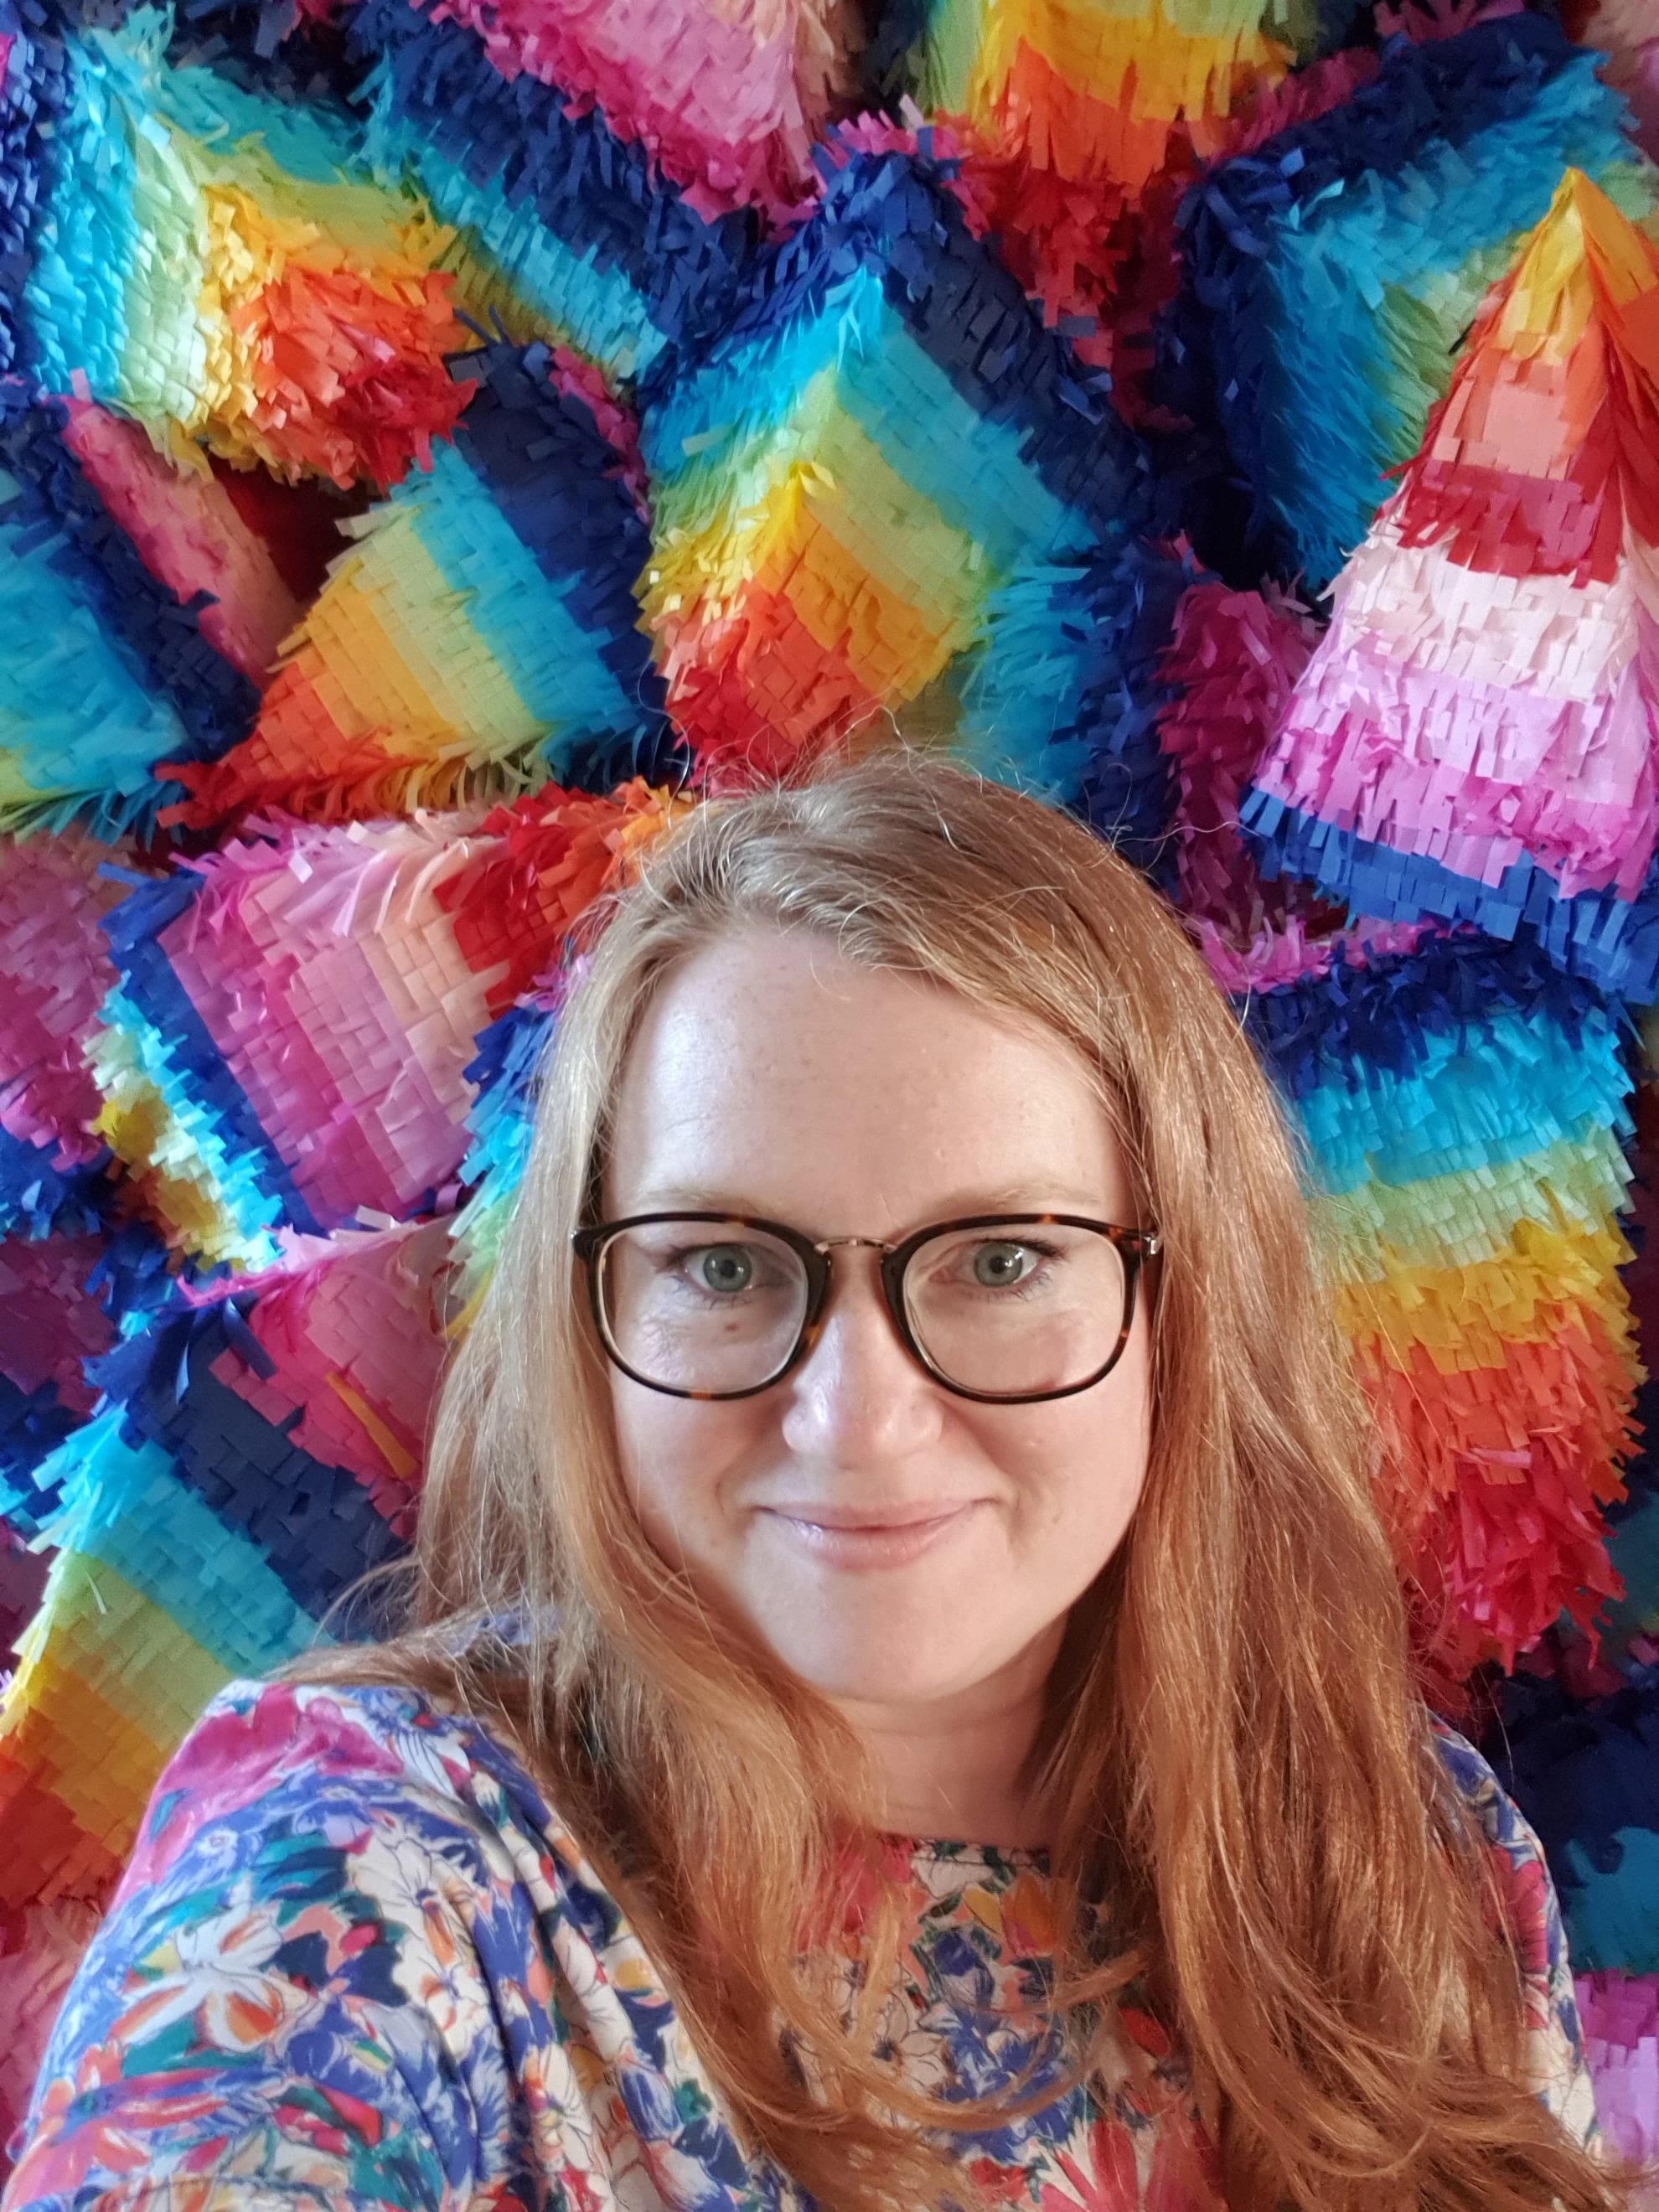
1430, 1720, 1601, 2156
3, 1682, 539, 2212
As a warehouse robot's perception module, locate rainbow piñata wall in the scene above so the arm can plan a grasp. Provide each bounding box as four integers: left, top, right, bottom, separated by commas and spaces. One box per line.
0, 0, 1656, 2173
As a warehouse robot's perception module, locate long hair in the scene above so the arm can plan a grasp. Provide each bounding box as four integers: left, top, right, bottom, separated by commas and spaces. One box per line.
299, 749, 1632, 2212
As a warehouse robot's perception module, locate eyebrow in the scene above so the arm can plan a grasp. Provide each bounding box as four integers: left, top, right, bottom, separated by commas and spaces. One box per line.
614, 1183, 1119, 1224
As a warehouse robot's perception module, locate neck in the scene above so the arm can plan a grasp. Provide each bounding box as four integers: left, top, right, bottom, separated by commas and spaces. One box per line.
833, 1629, 1062, 1849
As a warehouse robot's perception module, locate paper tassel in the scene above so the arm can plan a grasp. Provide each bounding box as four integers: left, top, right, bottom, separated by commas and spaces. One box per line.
1246, 169, 1659, 1001
23, 8, 469, 487
643, 143, 1159, 785
168, 340, 680, 829
1243, 928, 1639, 1677
378, 0, 860, 224
1160, 14, 1651, 590
353, 0, 757, 390
1485, 1661, 1659, 1974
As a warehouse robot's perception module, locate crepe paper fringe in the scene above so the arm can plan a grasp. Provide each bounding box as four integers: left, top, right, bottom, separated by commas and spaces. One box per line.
59, 398, 303, 685
1576, 1970, 1659, 2167
0, 1217, 450, 1932
168, 341, 681, 830
0, 2, 66, 380
1159, 15, 1650, 591
1239, 928, 1639, 1675
643, 145, 1157, 783
0, 1519, 50, 1662
435, 778, 690, 1020
447, 991, 556, 1312
1, 385, 261, 770
394, 0, 861, 225
0, 831, 120, 1176
23, 8, 471, 488
1243, 170, 1659, 1002
893, 0, 1308, 196
90, 816, 507, 1253
351, 0, 757, 391
1154, 575, 1320, 936
955, 539, 1192, 876
0, 1233, 116, 1526
1569, 0, 1659, 164
0, 1894, 101, 2161
1484, 1660, 1659, 1974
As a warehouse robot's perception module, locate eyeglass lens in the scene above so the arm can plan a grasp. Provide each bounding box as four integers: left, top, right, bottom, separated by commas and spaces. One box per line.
597, 1218, 1129, 1398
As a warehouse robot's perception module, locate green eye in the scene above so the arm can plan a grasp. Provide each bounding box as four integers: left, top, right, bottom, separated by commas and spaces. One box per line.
972, 1242, 1032, 1288
693, 1246, 754, 1294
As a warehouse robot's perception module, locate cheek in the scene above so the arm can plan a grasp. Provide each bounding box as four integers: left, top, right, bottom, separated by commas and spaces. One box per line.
995, 1332, 1153, 1557
609, 1379, 761, 1568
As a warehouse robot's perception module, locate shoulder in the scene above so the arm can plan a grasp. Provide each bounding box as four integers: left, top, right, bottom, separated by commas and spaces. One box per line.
96, 1671, 640, 2004
8, 1676, 659, 2211
1427, 1717, 1600, 2152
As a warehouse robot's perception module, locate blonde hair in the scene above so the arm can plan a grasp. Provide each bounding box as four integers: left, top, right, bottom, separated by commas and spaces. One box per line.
302, 749, 1633, 2212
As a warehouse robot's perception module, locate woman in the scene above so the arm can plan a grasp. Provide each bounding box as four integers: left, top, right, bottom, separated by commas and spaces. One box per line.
3, 752, 1632, 2212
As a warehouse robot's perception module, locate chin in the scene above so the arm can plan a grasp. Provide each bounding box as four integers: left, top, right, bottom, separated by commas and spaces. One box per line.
767, 1627, 1005, 1713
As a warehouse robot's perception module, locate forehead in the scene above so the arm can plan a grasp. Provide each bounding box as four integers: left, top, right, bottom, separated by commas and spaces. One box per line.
603, 928, 1128, 1232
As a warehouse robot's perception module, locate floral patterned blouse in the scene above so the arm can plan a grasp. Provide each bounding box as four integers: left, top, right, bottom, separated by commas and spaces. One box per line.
5, 1679, 1599, 2212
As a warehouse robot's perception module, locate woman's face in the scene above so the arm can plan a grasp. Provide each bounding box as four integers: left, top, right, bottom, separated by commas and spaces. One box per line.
602, 928, 1154, 1713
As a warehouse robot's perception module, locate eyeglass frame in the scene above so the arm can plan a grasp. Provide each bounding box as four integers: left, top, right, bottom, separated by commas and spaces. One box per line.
570, 1210, 1162, 1407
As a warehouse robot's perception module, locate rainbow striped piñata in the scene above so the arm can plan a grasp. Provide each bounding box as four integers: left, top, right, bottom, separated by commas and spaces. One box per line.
87, 778, 680, 1269
1160, 13, 1654, 589
0, 1218, 453, 2114
352, 0, 757, 390
643, 139, 1186, 852
169, 341, 680, 826
1244, 168, 1659, 1001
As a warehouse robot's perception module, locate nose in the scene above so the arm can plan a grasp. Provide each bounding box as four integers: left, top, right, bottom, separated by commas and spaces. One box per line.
778, 1244, 943, 1465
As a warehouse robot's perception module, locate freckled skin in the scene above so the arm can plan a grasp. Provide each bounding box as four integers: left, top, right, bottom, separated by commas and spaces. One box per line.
602, 928, 1154, 1842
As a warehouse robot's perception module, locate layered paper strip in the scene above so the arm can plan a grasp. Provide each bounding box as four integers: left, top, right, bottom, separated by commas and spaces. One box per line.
891, 0, 1303, 194
0, 0, 64, 380
1571, 0, 1659, 164
1243, 929, 1639, 1680
89, 780, 680, 1268
0, 1235, 114, 1515
18, 8, 470, 487
1246, 170, 1659, 1001
0, 835, 118, 1238
0, 385, 282, 832
375, 0, 858, 223
354, 0, 756, 392
1578, 1970, 1659, 2167
642, 144, 1181, 798
1161, 13, 1652, 590
0, 1218, 452, 2038
171, 340, 680, 827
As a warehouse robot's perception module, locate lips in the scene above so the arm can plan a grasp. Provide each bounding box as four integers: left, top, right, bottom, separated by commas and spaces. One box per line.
756, 1500, 983, 1569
